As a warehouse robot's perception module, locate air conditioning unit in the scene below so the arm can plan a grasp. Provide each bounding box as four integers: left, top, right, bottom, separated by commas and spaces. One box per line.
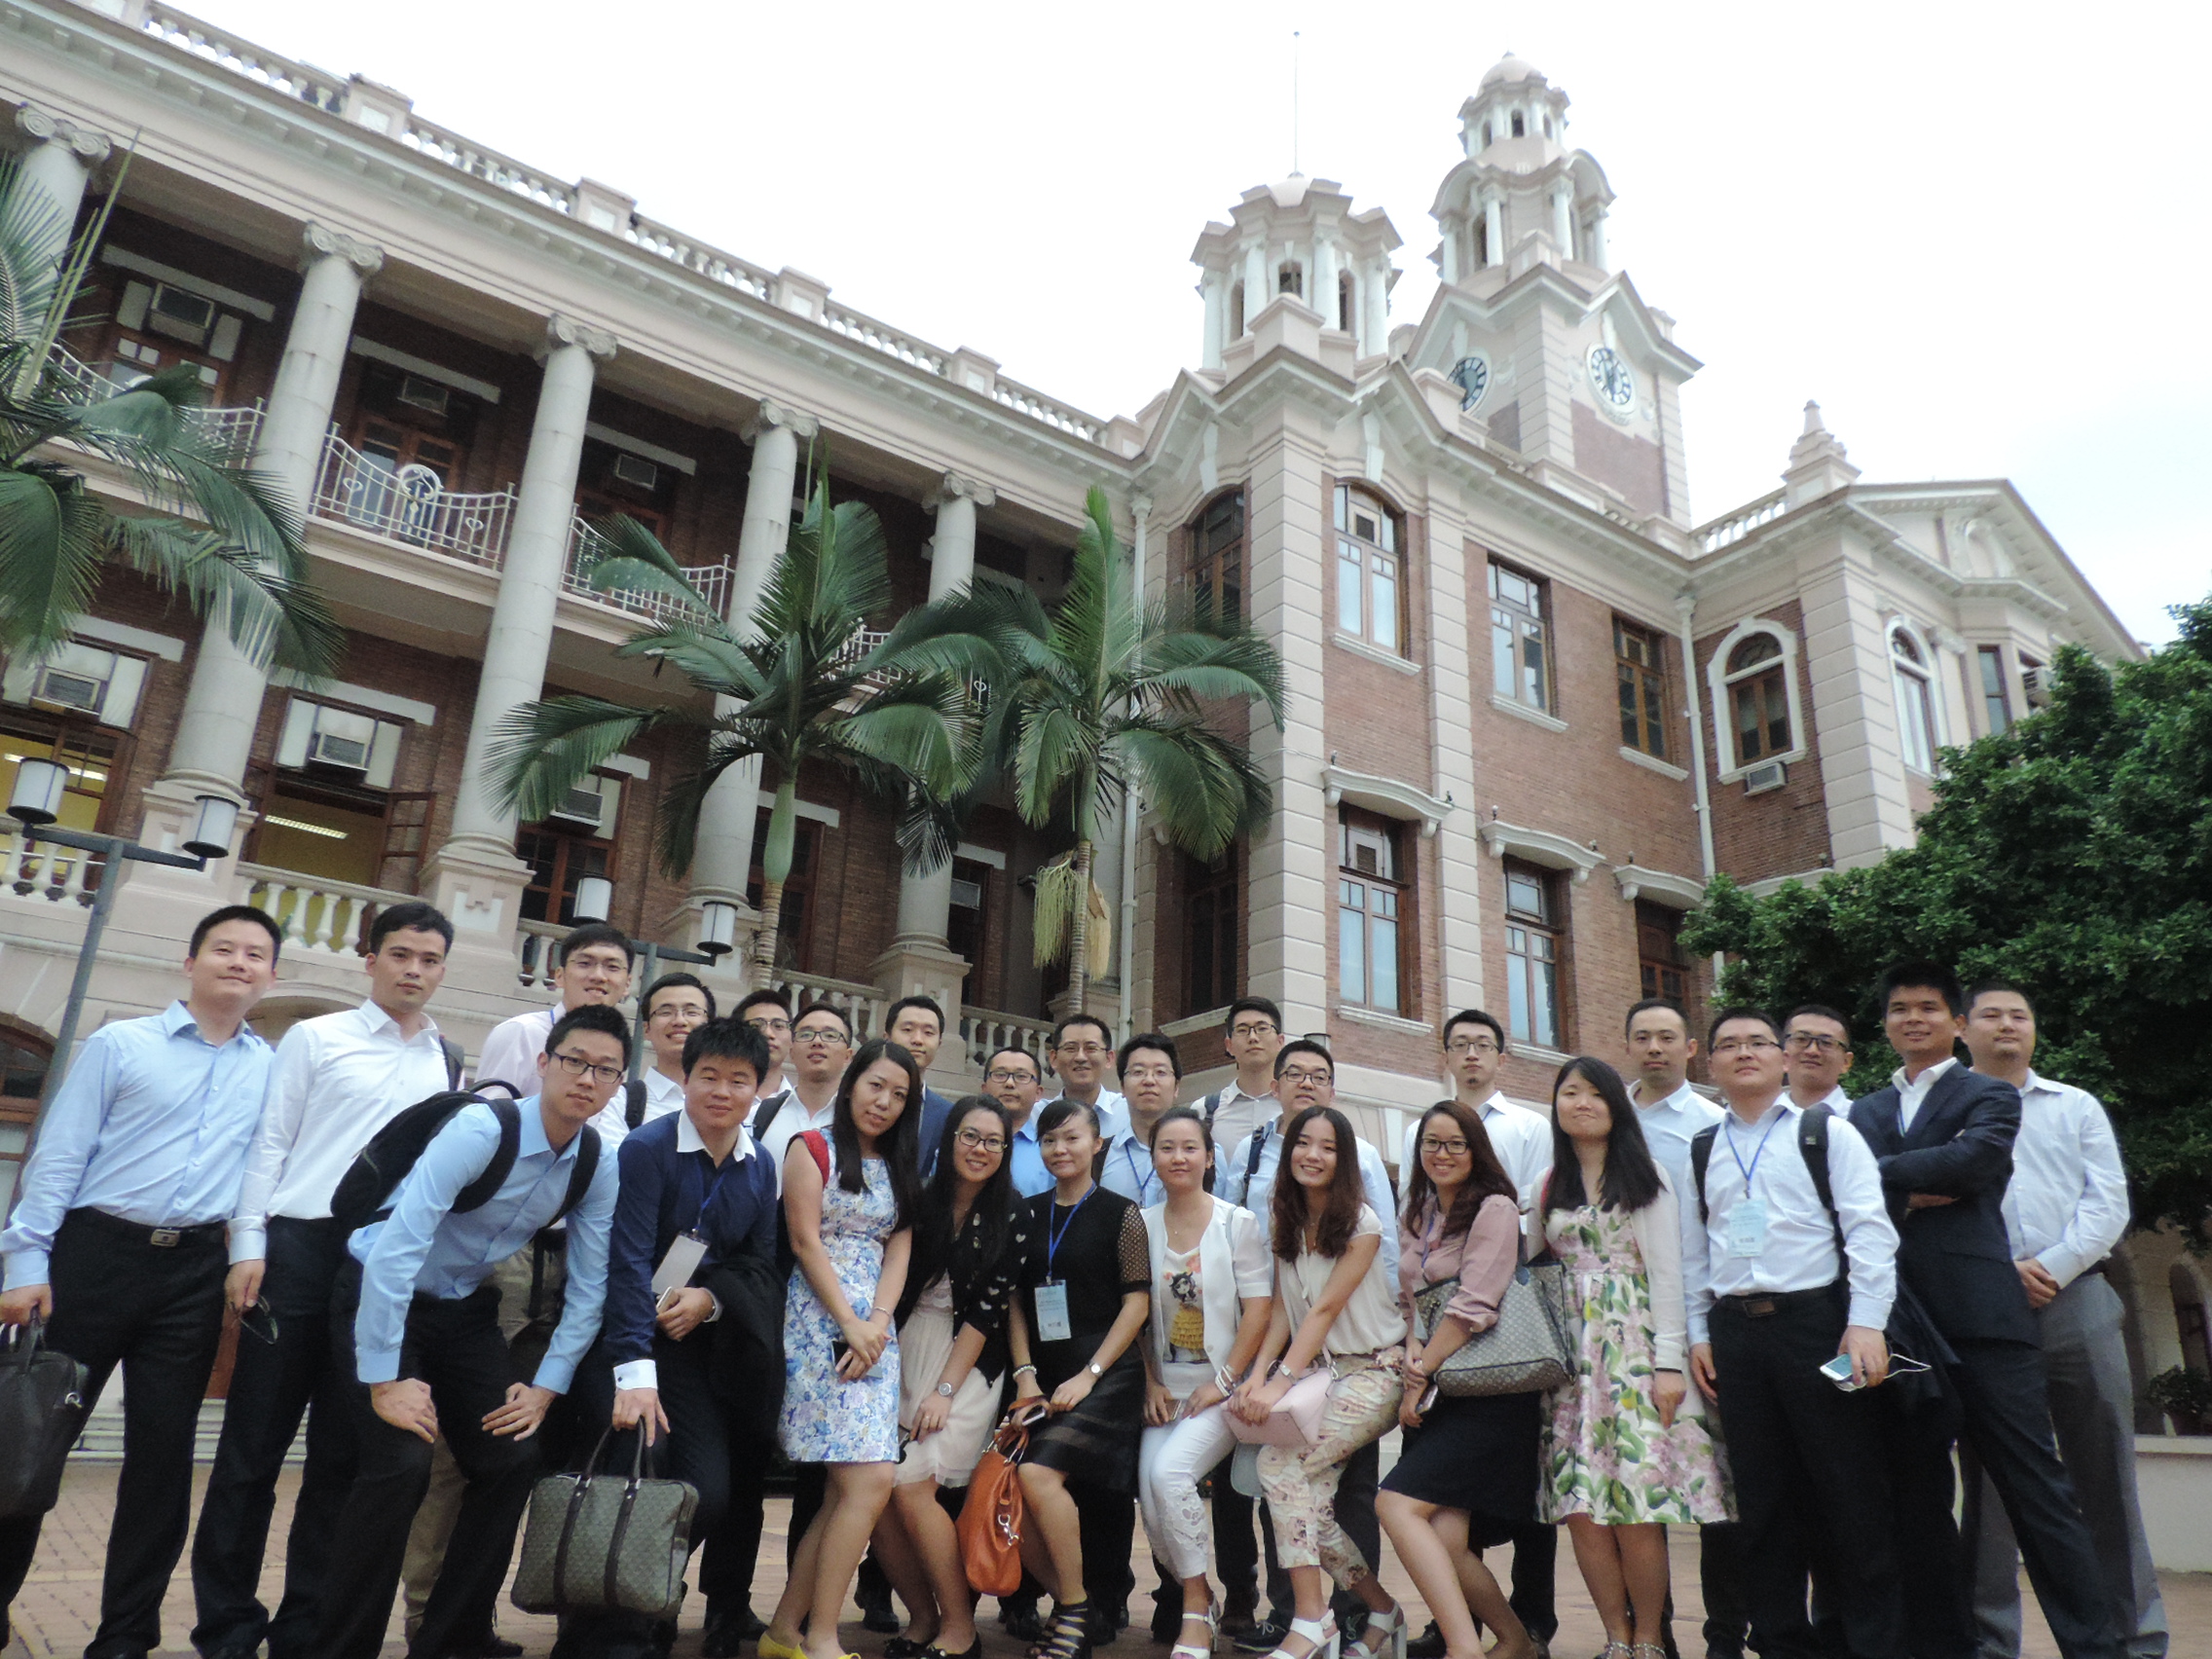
31, 661, 106, 713
4, 644, 145, 727
1742, 760, 1788, 795
146, 282, 217, 345
549, 786, 607, 827
396, 373, 451, 416
275, 697, 404, 789
308, 725, 373, 771
2020, 664, 2050, 710
611, 451, 660, 490
548, 775, 619, 835
949, 877, 982, 910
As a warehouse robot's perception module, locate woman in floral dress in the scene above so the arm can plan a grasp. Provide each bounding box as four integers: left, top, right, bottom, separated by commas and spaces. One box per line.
762, 1038, 921, 1659
1540, 1056, 1731, 1659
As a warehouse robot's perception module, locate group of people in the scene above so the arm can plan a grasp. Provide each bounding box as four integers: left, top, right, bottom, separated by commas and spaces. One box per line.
0, 903, 2167, 1659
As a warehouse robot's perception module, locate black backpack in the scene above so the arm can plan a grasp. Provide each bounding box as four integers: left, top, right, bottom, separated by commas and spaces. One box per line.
1689, 1103, 1848, 1291
328, 1089, 602, 1233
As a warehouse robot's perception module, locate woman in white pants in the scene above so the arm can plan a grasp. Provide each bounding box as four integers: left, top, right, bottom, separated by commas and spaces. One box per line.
1137, 1107, 1276, 1659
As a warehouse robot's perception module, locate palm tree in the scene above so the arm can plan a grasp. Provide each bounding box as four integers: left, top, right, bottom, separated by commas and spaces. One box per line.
489, 477, 977, 984
940, 485, 1286, 1014
0, 153, 338, 673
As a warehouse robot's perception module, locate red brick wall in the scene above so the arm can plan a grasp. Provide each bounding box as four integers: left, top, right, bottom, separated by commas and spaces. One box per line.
1698, 600, 1834, 882
1571, 403, 1667, 518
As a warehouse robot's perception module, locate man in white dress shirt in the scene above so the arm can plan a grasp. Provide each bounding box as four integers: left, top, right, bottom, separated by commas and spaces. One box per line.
1961, 983, 2164, 1659
1045, 1014, 1127, 1139
1782, 1005, 1856, 1113
473, 923, 634, 1116
637, 973, 716, 1124
1687, 1008, 1905, 1659
1202, 997, 1285, 1163
193, 902, 456, 1659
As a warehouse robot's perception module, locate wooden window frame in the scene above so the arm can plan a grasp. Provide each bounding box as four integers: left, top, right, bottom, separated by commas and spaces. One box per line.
1489, 560, 1552, 713
746, 809, 824, 975
1723, 635, 1792, 765
1337, 807, 1408, 1015
1614, 617, 1669, 758
1637, 900, 1689, 1004
1187, 490, 1246, 627
1890, 626, 1940, 774
1502, 858, 1563, 1050
1335, 485, 1405, 655
1977, 645, 2012, 738
1183, 847, 1240, 1018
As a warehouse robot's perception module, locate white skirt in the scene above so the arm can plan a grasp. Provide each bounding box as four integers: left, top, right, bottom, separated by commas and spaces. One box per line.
894, 1306, 1001, 1488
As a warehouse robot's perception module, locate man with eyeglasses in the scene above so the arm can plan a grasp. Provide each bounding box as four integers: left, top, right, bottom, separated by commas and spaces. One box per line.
753, 1002, 852, 1192
473, 923, 635, 1114
1202, 997, 1286, 1159
984, 1046, 1054, 1197
1100, 1033, 1182, 1204
1782, 1006, 1856, 1112
1046, 1014, 1127, 1139
314, 1004, 624, 1659
637, 973, 717, 1124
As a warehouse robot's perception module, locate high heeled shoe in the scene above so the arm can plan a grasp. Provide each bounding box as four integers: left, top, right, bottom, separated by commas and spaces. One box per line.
1264, 1614, 1340, 1659
1170, 1599, 1219, 1659
1350, 1605, 1405, 1659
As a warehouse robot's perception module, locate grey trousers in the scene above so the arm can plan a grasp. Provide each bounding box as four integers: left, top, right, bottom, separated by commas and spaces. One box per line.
1964, 1272, 2166, 1659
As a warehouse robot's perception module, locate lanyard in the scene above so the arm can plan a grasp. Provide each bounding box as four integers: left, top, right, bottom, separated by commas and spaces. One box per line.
1722, 1111, 1786, 1196
1123, 1141, 1158, 1206
1045, 1186, 1095, 1278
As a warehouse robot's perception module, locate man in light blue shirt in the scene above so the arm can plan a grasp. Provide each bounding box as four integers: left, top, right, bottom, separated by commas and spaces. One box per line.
0, 904, 280, 1659
983, 1044, 1054, 1197
1099, 1033, 1181, 1206
313, 1004, 625, 1659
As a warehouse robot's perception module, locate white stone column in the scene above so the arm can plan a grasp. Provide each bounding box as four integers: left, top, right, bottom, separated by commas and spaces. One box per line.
13, 107, 110, 257
1200, 274, 1227, 369
443, 315, 617, 855
1314, 240, 1339, 329
1483, 195, 1505, 267
1438, 220, 1459, 285
1362, 261, 1389, 355
1588, 205, 1608, 271
162, 225, 384, 801
1551, 181, 1575, 256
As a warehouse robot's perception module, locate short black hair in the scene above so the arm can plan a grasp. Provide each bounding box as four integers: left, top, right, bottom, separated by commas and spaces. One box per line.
682, 1016, 770, 1081
546, 1003, 632, 1067
1878, 961, 1965, 1019
1051, 1014, 1113, 1050
734, 987, 792, 1023
190, 904, 282, 962
642, 972, 716, 1022
1966, 980, 2037, 1021
985, 1045, 1041, 1079
1224, 996, 1283, 1032
1783, 1003, 1855, 1044
1442, 1008, 1507, 1051
559, 922, 634, 969
1273, 1038, 1334, 1081
885, 994, 946, 1036
1708, 1006, 1783, 1049
1624, 997, 1691, 1040
1118, 1031, 1182, 1080
1037, 1095, 1102, 1139
793, 1000, 853, 1036
368, 901, 453, 953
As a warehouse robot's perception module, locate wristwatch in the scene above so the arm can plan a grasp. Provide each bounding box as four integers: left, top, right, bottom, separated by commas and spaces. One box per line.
1087, 1362, 1104, 1378
936, 1381, 957, 1399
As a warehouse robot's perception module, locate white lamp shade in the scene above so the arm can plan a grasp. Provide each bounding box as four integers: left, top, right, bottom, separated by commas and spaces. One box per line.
183, 794, 240, 860
571, 875, 613, 924
7, 757, 67, 827
698, 900, 738, 957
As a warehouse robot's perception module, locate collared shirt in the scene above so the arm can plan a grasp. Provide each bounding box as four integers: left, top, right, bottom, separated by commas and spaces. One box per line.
754, 1088, 836, 1193
1205, 1078, 1278, 1161
1891, 1056, 1960, 1133
1099, 1123, 1164, 1207
1790, 1084, 1854, 1114
1044, 1088, 1127, 1142
1218, 1117, 1400, 1289
1686, 1098, 1899, 1344
2002, 1070, 2128, 1289
3, 1002, 272, 1290
1007, 1112, 1052, 1197
230, 999, 452, 1262
641, 1067, 685, 1124
1398, 1092, 1555, 1226
474, 1004, 559, 1094
350, 1095, 618, 1393
1634, 1080, 1725, 1320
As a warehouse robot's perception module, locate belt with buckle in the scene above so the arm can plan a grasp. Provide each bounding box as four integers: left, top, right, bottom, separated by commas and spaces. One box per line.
70, 1208, 227, 1250
1715, 1282, 1841, 1319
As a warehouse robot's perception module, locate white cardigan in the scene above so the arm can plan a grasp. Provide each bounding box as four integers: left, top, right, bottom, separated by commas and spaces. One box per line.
1142, 1195, 1273, 1375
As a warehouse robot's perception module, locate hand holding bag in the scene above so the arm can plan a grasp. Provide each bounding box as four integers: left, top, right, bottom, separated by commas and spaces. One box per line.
1415, 1258, 1574, 1398
511, 1427, 698, 1620
1224, 1361, 1335, 1447
0, 1315, 89, 1521
958, 1404, 1044, 1596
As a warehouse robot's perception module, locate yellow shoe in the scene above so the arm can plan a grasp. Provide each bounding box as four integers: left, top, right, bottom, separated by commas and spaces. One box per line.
758, 1632, 805, 1659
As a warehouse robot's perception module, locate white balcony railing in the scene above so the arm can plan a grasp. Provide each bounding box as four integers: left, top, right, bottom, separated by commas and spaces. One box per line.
1696, 488, 1790, 554
240, 866, 408, 954
773, 971, 888, 1044
42, 348, 265, 455
134, 3, 349, 112
960, 1006, 1053, 1068
566, 519, 733, 624
0, 831, 102, 907
314, 430, 514, 568
623, 214, 774, 302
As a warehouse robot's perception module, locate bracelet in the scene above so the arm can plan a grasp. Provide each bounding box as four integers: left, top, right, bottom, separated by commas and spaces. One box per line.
870, 1305, 893, 1321
1214, 1366, 1238, 1395
1014, 1363, 1038, 1377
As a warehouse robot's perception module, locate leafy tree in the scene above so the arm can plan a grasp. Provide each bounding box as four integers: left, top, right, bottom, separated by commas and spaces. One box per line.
932, 485, 1287, 1013
1682, 602, 2212, 1235
0, 153, 338, 673
489, 481, 974, 984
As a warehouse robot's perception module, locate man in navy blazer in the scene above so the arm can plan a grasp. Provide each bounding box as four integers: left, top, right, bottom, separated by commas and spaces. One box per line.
1851, 964, 2121, 1659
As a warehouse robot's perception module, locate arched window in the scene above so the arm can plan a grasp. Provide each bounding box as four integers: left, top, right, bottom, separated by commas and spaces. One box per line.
1480, 122, 1493, 148
1511, 111, 1526, 137
1891, 624, 1940, 773
1276, 263, 1304, 299
1724, 633, 1790, 764
1335, 485, 1402, 653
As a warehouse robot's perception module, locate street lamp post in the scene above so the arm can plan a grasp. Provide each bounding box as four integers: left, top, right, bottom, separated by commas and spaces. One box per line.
568, 876, 738, 1083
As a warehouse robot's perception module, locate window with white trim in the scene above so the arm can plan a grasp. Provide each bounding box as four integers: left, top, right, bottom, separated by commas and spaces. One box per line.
1335, 486, 1402, 653
1490, 562, 1551, 712
1503, 860, 1562, 1049
1977, 645, 2011, 737
1891, 626, 1939, 773
1723, 633, 1791, 765
1337, 808, 1406, 1014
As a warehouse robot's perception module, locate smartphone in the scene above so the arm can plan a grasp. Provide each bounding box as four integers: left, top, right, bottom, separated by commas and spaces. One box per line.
1819, 1353, 1862, 1392
1419, 1382, 1439, 1414
830, 1338, 852, 1370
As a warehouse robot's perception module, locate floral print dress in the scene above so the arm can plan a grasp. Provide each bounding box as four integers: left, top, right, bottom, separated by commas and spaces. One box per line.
1540, 1201, 1731, 1525
779, 1148, 902, 1463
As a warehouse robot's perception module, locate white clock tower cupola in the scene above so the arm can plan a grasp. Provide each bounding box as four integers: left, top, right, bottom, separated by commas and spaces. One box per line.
1430, 55, 1614, 283
1190, 174, 1402, 371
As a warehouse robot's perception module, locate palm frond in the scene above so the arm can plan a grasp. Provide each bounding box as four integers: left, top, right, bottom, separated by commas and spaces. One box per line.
487, 695, 676, 821
0, 154, 67, 351
0, 464, 99, 654
576, 513, 719, 614
1117, 714, 1276, 856
106, 513, 343, 675
650, 725, 774, 876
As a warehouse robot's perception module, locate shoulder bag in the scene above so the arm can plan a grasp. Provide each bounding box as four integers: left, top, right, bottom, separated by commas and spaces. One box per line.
512, 1427, 698, 1620
1414, 1257, 1574, 1397
958, 1404, 1046, 1595
1224, 1360, 1335, 1446
0, 1316, 88, 1521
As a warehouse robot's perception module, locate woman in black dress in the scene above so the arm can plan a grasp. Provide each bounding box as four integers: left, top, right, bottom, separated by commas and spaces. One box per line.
1007, 1097, 1152, 1659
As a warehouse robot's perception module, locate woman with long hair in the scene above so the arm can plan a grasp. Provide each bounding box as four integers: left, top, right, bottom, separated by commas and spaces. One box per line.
1134, 1107, 1276, 1659
1377, 1101, 1542, 1659
1006, 1097, 1154, 1659
761, 1039, 922, 1659
870, 1097, 1030, 1659
1231, 1106, 1410, 1659
1541, 1058, 1729, 1659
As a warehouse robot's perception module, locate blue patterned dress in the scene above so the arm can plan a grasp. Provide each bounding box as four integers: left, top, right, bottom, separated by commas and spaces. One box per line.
779, 1147, 903, 1462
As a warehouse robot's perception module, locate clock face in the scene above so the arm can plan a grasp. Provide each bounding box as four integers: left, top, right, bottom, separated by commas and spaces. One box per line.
1587, 345, 1636, 411
1449, 353, 1491, 411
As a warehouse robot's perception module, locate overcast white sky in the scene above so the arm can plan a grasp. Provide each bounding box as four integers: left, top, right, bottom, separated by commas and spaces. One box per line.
190, 0, 2210, 645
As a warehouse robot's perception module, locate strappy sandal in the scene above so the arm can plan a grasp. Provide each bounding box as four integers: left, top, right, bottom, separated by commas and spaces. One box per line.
1170, 1599, 1219, 1659
1265, 1614, 1340, 1659
1348, 1605, 1404, 1659
1031, 1598, 1091, 1659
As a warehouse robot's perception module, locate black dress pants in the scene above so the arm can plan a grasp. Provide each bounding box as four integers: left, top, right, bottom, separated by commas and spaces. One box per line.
190, 1216, 354, 1659
0, 1210, 227, 1659
1708, 1287, 1903, 1659
313, 1265, 542, 1659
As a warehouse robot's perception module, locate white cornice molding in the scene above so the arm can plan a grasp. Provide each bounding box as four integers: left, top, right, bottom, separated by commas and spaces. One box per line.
1322, 764, 1454, 837
1477, 818, 1602, 882
1745, 867, 1831, 900
1612, 864, 1706, 909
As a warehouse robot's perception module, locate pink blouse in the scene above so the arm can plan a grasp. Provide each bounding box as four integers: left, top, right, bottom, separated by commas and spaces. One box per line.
1397, 1192, 1522, 1338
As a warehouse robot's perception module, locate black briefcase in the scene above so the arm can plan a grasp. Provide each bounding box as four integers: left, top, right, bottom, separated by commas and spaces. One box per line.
0, 1316, 90, 1520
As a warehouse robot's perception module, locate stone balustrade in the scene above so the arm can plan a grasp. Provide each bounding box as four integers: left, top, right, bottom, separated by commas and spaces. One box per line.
239, 864, 407, 954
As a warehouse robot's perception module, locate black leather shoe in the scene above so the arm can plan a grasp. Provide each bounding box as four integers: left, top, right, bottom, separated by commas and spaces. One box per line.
1405, 1622, 1446, 1659
1003, 1603, 1047, 1644
1233, 1621, 1288, 1655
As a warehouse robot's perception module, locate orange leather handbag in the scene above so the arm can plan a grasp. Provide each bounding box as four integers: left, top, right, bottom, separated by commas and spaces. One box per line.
957, 1406, 1043, 1596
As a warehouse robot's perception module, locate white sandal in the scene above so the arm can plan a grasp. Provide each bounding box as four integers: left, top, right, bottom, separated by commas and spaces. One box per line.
1351, 1605, 1405, 1659
1266, 1614, 1340, 1659
1170, 1600, 1218, 1659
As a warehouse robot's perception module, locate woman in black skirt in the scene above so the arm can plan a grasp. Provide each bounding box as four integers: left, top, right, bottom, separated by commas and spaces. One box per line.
1377, 1100, 1543, 1659
1007, 1097, 1152, 1659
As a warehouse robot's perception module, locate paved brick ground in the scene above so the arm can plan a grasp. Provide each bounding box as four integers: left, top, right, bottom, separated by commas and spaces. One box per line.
7, 1465, 2207, 1659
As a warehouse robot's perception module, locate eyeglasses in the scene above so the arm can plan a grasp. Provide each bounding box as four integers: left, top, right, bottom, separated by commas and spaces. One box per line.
746, 1015, 792, 1035
1231, 1021, 1278, 1039
1124, 1064, 1177, 1084
795, 1026, 851, 1048
1419, 1137, 1471, 1157
986, 1067, 1038, 1085
1784, 1033, 1846, 1053
564, 952, 630, 977
549, 1051, 627, 1086
1445, 1036, 1500, 1055
1710, 1037, 1782, 1056
956, 1128, 1009, 1153
239, 1303, 279, 1346
649, 1003, 708, 1022
1279, 1066, 1332, 1086
1055, 1042, 1106, 1058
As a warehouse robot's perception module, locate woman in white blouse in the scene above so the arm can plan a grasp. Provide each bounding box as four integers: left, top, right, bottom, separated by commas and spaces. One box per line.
1136, 1107, 1276, 1659
1229, 1106, 1410, 1659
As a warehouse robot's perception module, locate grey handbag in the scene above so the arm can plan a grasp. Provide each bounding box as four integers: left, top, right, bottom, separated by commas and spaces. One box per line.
512, 1427, 698, 1620
1414, 1257, 1575, 1397
0, 1316, 89, 1521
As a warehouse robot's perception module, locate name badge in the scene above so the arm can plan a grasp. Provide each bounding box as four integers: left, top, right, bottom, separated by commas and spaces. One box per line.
652, 1231, 710, 1299
1727, 1198, 1769, 1259
1034, 1279, 1073, 1343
